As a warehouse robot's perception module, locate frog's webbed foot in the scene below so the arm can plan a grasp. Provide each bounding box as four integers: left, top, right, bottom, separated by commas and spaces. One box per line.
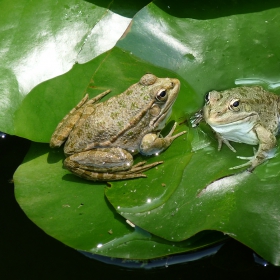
216, 133, 236, 153
215, 133, 257, 170
140, 122, 186, 155
190, 109, 204, 127
165, 122, 186, 139
65, 161, 163, 181
116, 161, 163, 175
229, 157, 254, 170
50, 90, 111, 148
69, 168, 148, 181
229, 147, 268, 171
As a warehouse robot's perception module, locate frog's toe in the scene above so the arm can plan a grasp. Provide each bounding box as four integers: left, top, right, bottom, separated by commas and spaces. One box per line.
229, 153, 255, 169
229, 161, 252, 170
131, 161, 147, 168
236, 155, 254, 160
230, 153, 261, 170
72, 168, 147, 181
122, 161, 163, 174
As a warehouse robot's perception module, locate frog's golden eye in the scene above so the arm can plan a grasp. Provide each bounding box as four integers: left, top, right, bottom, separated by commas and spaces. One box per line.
156, 89, 168, 102
229, 99, 240, 111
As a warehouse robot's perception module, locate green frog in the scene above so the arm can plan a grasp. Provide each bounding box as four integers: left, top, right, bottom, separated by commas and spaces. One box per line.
202, 86, 280, 171
50, 74, 186, 181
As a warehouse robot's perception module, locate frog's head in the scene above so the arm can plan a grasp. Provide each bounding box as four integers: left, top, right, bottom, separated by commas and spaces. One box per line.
203, 87, 259, 126
139, 74, 180, 130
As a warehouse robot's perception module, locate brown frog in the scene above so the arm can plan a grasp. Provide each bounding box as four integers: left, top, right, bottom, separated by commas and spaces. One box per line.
50, 74, 186, 180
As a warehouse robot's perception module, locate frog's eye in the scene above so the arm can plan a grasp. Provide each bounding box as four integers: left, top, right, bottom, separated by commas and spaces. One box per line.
156, 89, 168, 102
229, 99, 240, 111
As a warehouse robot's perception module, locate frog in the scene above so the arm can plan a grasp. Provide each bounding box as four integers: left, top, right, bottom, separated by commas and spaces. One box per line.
201, 86, 280, 171
50, 74, 186, 181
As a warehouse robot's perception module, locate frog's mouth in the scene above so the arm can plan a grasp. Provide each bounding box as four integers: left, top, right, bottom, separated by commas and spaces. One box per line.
150, 78, 179, 129
152, 98, 175, 130
207, 112, 257, 126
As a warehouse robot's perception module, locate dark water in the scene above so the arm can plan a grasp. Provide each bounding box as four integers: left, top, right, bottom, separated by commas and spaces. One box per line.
1, 134, 280, 279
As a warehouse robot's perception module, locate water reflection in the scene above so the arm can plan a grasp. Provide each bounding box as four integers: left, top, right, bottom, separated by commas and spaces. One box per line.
80, 240, 271, 269
0, 132, 6, 139
253, 253, 269, 267
80, 243, 224, 269
235, 78, 280, 92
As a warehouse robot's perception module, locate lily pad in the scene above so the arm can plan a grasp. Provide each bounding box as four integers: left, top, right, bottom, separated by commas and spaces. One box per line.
10, 0, 280, 265
107, 125, 280, 264
14, 142, 226, 259
0, 0, 147, 135
103, 1, 280, 265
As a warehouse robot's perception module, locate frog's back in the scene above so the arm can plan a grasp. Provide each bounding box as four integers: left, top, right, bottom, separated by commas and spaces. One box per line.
64, 86, 153, 154
253, 87, 280, 133
236, 86, 280, 133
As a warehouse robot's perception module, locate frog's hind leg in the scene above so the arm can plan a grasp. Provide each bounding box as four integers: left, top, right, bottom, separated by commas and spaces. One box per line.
84, 90, 111, 105
64, 157, 163, 181
50, 90, 111, 148
50, 94, 90, 148
117, 161, 163, 175
68, 168, 148, 181
67, 160, 163, 181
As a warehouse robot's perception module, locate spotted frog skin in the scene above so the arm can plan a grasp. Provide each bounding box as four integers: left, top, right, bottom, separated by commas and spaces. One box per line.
203, 86, 280, 171
50, 74, 186, 181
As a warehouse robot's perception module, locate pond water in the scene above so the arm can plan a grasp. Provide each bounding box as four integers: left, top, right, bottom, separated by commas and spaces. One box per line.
1, 134, 280, 278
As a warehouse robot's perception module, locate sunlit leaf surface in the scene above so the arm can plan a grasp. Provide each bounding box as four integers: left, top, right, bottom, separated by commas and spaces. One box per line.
0, 0, 140, 135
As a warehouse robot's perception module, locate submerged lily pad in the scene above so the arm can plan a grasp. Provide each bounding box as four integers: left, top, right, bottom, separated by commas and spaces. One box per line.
11, 0, 280, 265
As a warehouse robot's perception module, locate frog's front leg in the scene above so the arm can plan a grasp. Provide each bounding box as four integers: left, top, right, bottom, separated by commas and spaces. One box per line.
64, 147, 162, 181
190, 109, 204, 127
231, 125, 276, 171
215, 131, 236, 153
50, 90, 111, 148
140, 122, 186, 155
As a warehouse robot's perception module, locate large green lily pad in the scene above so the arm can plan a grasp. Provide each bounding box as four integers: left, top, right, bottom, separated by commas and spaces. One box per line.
10, 0, 280, 265
14, 142, 226, 259
0, 0, 149, 135
106, 124, 280, 263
